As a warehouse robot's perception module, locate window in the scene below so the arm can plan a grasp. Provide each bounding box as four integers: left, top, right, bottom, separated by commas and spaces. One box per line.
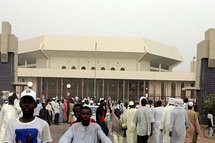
110, 67, 115, 71
81, 66, 86, 70
101, 67, 106, 70
91, 67, 96, 70
120, 67, 125, 71
61, 66, 66, 69
71, 66, 76, 70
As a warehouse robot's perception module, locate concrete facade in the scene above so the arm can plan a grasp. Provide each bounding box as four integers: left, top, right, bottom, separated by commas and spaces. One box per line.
196, 29, 215, 123
17, 35, 195, 102
0, 22, 18, 92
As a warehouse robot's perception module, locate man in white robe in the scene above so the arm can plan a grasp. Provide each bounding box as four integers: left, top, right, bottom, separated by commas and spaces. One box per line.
154, 100, 164, 143
169, 99, 189, 143
124, 101, 137, 143
0, 93, 20, 143
59, 106, 111, 143
134, 97, 154, 143
159, 98, 175, 143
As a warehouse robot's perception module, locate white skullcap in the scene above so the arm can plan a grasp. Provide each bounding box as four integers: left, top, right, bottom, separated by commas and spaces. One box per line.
129, 101, 134, 106
99, 98, 104, 101
8, 92, 14, 97
168, 98, 175, 105
188, 102, 193, 107
139, 96, 146, 105
175, 99, 183, 106
21, 89, 36, 101
89, 100, 94, 104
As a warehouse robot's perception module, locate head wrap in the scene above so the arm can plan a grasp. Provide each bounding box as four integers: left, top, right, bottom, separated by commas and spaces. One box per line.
188, 102, 193, 107
174, 98, 183, 107
129, 101, 134, 106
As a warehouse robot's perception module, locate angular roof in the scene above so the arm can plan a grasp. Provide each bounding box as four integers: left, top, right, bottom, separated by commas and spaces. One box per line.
18, 35, 183, 67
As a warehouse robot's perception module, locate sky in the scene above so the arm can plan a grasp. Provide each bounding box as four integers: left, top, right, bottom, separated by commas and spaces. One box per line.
1, 0, 215, 72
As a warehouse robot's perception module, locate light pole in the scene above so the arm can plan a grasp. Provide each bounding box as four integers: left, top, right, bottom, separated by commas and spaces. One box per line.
27, 81, 33, 89
66, 83, 71, 97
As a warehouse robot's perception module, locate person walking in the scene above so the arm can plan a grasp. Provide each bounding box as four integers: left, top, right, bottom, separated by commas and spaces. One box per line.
59, 106, 111, 143
53, 99, 60, 125
159, 98, 175, 143
59, 100, 65, 123
3, 89, 52, 143
185, 102, 201, 143
39, 101, 51, 125
68, 98, 75, 123
96, 99, 109, 135
45, 99, 54, 125
153, 100, 164, 143
124, 101, 137, 143
0, 92, 20, 143
207, 109, 214, 139
169, 99, 189, 143
134, 97, 153, 143
107, 100, 124, 143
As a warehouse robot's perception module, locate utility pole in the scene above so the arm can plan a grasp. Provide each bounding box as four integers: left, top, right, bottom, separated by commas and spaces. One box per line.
94, 42, 97, 101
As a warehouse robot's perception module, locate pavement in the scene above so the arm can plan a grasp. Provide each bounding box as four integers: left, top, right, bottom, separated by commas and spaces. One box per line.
50, 123, 214, 143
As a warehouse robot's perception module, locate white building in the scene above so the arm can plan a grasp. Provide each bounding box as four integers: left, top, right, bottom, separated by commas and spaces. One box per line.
17, 35, 195, 102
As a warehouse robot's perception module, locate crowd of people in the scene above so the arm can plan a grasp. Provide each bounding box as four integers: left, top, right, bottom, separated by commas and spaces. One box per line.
0, 87, 214, 143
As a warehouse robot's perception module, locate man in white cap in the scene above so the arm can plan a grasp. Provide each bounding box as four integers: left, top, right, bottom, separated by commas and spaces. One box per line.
0, 92, 20, 143
169, 98, 189, 143
124, 101, 137, 143
159, 98, 175, 143
3, 89, 52, 143
185, 102, 201, 143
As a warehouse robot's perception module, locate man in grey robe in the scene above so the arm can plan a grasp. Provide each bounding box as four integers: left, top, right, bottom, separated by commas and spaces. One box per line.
169, 99, 189, 143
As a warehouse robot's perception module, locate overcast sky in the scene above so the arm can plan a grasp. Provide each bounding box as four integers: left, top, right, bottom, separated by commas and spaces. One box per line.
1, 0, 215, 72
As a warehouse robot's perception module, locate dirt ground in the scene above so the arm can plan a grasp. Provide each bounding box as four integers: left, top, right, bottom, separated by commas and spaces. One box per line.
50, 123, 215, 143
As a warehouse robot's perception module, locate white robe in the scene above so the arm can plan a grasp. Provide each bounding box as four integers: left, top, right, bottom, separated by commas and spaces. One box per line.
124, 108, 137, 143
0, 104, 19, 143
154, 106, 164, 143
159, 105, 174, 143
59, 122, 111, 143
169, 107, 189, 143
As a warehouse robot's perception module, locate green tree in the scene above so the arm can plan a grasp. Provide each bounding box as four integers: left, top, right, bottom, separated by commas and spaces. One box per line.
202, 93, 215, 110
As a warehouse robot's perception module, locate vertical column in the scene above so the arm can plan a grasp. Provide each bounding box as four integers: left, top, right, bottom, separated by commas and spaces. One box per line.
122, 80, 125, 101
76, 82, 79, 97
107, 82, 110, 99
86, 81, 89, 98
137, 81, 140, 101
102, 79, 105, 98
1, 22, 11, 62
56, 79, 59, 99
40, 77, 43, 99
60, 78, 63, 98
46, 79, 49, 99
127, 81, 129, 101
117, 81, 119, 100
159, 64, 162, 72
81, 79, 84, 99
0, 22, 17, 91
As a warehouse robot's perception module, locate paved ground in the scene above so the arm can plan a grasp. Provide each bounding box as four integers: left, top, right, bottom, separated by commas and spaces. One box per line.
50, 123, 215, 143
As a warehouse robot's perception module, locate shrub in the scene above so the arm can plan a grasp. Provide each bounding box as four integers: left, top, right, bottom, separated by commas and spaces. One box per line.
202, 93, 215, 110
